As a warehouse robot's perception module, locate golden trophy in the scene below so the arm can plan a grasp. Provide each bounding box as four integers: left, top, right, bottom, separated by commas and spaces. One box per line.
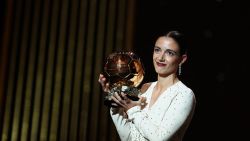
103, 51, 145, 106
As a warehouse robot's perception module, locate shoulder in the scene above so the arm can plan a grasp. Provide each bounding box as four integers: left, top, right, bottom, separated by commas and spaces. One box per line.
177, 81, 193, 93
176, 81, 196, 101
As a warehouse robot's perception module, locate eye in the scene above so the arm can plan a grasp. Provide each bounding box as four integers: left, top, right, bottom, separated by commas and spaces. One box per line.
154, 47, 161, 53
165, 49, 177, 56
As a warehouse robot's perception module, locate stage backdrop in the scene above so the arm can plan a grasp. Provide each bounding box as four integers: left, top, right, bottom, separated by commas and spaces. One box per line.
0, 0, 136, 140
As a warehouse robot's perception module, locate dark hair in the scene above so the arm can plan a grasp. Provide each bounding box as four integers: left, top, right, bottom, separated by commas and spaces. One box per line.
165, 31, 188, 55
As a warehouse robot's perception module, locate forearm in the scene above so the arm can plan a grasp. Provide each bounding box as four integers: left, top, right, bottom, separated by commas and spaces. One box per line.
110, 107, 131, 140
126, 106, 170, 140
126, 93, 195, 141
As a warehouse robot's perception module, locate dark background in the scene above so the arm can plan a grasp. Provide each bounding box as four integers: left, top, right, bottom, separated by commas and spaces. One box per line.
133, 0, 249, 140
0, 0, 6, 46
0, 0, 249, 140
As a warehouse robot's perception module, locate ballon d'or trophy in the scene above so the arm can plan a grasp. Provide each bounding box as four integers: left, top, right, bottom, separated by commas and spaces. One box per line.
103, 51, 145, 106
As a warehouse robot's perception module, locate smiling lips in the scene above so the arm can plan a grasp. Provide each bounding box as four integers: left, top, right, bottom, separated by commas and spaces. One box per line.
156, 62, 167, 67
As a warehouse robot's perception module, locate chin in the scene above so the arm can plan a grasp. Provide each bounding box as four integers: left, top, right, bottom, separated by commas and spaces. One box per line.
158, 73, 169, 77
156, 70, 167, 75
156, 69, 171, 76
155, 67, 165, 73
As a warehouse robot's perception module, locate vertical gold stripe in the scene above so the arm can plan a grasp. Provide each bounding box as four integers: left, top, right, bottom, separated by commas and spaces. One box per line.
94, 0, 108, 140
81, 0, 97, 139
0, 0, 13, 122
89, 0, 107, 139
106, 1, 118, 140
38, 0, 57, 140
59, 0, 78, 140
71, 0, 88, 140
20, 0, 41, 140
30, 0, 51, 140
1, 0, 23, 140
11, 0, 32, 140
49, 0, 69, 140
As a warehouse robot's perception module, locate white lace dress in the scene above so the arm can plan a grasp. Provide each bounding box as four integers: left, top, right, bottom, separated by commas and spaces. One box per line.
110, 81, 196, 141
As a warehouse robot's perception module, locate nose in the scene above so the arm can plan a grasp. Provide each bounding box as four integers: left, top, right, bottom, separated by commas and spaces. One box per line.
159, 52, 165, 61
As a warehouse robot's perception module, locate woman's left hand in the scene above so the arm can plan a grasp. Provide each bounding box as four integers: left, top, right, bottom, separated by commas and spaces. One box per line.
111, 92, 146, 111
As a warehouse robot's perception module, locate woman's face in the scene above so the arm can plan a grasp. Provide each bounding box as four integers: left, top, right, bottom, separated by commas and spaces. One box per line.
153, 36, 186, 77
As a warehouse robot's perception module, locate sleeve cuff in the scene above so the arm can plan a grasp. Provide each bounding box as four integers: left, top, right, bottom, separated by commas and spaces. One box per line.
126, 106, 141, 120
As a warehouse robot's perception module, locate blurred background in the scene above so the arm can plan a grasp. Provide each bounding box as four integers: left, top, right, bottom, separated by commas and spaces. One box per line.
0, 0, 249, 141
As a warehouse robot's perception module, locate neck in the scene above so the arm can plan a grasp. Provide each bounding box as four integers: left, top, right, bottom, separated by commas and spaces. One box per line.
156, 74, 179, 89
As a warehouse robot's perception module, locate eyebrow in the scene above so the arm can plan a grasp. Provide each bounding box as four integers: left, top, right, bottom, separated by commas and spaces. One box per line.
154, 46, 178, 53
154, 46, 181, 56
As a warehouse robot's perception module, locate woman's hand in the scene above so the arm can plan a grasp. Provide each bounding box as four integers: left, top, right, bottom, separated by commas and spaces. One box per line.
98, 74, 119, 107
111, 92, 146, 111
98, 74, 110, 93
98, 73, 146, 109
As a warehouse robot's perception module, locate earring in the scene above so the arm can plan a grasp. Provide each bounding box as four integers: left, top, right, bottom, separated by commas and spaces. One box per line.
178, 64, 181, 75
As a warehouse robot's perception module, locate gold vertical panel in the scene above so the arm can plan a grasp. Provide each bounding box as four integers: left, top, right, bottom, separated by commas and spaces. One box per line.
38, 0, 57, 140
93, 0, 109, 140
0, 0, 13, 124
0, 0, 136, 140
89, 0, 107, 140
80, 0, 97, 140
59, 0, 78, 140
11, 0, 32, 140
49, 0, 69, 140
105, 1, 118, 140
1, 0, 23, 140
29, 0, 50, 140
20, 0, 42, 141
69, 0, 88, 140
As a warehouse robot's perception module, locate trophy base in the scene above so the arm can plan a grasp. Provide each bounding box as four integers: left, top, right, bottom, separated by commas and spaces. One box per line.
104, 95, 139, 107
126, 94, 139, 101
104, 86, 140, 107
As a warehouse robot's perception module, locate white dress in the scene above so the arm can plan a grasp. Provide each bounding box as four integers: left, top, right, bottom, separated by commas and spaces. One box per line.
110, 81, 196, 141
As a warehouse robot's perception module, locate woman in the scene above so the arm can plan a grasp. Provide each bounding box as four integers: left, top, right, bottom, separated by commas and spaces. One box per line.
98, 30, 196, 141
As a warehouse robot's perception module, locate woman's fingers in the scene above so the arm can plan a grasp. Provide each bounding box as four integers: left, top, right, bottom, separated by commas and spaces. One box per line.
103, 83, 110, 92
98, 74, 106, 86
98, 74, 110, 93
114, 92, 127, 105
138, 96, 147, 109
109, 92, 147, 111
111, 96, 124, 107
111, 102, 119, 107
111, 92, 129, 107
120, 92, 128, 100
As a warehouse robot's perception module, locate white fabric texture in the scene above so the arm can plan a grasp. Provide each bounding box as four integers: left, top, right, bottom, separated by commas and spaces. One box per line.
110, 81, 196, 141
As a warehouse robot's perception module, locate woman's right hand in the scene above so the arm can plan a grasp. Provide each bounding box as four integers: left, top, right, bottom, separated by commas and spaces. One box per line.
98, 73, 147, 109
98, 74, 121, 107
98, 74, 110, 93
